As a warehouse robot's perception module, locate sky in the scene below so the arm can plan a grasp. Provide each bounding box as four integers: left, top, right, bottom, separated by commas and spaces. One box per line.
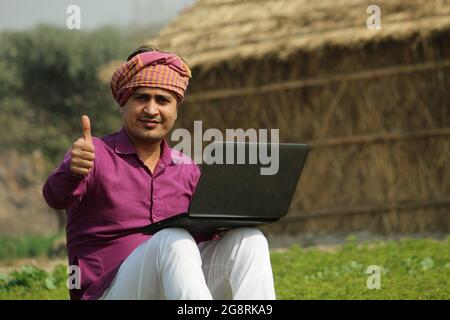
0, 0, 197, 30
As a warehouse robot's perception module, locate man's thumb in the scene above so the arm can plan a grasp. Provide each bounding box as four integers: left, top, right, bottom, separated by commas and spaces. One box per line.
81, 115, 92, 141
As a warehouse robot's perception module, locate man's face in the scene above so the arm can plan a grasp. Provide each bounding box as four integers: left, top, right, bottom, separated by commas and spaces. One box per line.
121, 87, 178, 143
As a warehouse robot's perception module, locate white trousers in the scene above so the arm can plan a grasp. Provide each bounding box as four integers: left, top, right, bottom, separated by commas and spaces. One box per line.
100, 227, 276, 300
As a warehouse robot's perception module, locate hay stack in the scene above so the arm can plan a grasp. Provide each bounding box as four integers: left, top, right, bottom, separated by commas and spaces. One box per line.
124, 0, 450, 235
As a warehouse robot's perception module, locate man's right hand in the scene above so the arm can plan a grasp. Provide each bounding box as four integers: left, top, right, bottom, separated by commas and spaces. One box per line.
70, 115, 95, 177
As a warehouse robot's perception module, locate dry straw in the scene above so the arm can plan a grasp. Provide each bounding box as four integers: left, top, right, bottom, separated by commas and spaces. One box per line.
102, 0, 450, 235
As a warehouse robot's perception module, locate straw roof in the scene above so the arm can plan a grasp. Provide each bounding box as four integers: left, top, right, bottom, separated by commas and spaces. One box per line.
149, 0, 450, 69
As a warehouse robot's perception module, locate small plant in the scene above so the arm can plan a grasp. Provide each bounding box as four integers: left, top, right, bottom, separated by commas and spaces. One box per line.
0, 265, 66, 291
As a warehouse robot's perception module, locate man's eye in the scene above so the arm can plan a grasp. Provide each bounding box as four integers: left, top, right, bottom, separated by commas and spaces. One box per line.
135, 95, 148, 101
157, 97, 169, 103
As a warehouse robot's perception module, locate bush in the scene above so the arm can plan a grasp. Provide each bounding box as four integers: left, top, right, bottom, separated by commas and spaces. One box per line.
0, 264, 69, 299
0, 233, 64, 260
0, 25, 148, 165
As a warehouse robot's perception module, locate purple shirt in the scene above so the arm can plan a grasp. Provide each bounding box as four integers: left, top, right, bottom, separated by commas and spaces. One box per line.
43, 126, 216, 300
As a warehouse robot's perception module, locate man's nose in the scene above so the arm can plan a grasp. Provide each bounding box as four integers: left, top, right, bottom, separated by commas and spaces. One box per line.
143, 99, 159, 115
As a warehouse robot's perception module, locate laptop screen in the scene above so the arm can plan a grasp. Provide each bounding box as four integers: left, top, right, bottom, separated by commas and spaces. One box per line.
188, 142, 309, 220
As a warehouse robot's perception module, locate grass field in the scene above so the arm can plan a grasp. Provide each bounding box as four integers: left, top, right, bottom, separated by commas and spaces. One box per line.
0, 236, 449, 300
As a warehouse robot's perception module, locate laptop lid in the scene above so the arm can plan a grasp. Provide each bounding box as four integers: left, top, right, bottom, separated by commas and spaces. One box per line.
187, 141, 309, 221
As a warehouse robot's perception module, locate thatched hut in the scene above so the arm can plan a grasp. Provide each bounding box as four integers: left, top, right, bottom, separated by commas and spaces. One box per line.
132, 0, 450, 235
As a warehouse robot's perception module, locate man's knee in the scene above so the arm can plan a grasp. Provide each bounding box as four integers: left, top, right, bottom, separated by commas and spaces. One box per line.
226, 227, 269, 253
153, 227, 193, 241
151, 228, 199, 258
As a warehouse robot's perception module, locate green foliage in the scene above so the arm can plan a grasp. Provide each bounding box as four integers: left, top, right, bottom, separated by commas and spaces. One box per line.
0, 25, 147, 165
0, 265, 69, 300
0, 233, 64, 260
270, 237, 450, 299
0, 237, 448, 299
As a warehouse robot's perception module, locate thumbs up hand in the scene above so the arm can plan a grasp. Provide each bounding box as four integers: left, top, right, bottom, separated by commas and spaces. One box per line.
70, 115, 95, 177
81, 114, 92, 142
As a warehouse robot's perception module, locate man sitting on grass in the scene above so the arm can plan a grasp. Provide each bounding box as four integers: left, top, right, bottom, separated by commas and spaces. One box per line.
42, 45, 276, 300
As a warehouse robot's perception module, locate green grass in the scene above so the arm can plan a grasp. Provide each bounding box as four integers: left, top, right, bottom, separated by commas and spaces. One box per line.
272, 236, 450, 299
0, 237, 449, 299
0, 265, 69, 299
0, 233, 64, 261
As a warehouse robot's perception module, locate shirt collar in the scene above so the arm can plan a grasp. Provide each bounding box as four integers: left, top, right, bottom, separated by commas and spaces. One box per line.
160, 138, 173, 166
114, 126, 136, 155
114, 126, 174, 166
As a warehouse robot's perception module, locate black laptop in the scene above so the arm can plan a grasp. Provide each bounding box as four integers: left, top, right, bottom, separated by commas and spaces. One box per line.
141, 141, 309, 235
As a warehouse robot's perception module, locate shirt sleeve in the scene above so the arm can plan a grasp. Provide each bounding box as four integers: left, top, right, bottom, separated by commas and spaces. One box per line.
42, 144, 95, 210
187, 162, 202, 197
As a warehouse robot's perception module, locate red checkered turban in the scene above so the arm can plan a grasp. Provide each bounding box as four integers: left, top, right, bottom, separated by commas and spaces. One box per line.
111, 51, 192, 106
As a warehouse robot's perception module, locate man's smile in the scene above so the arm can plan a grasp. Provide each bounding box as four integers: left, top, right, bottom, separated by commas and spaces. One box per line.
139, 119, 161, 128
